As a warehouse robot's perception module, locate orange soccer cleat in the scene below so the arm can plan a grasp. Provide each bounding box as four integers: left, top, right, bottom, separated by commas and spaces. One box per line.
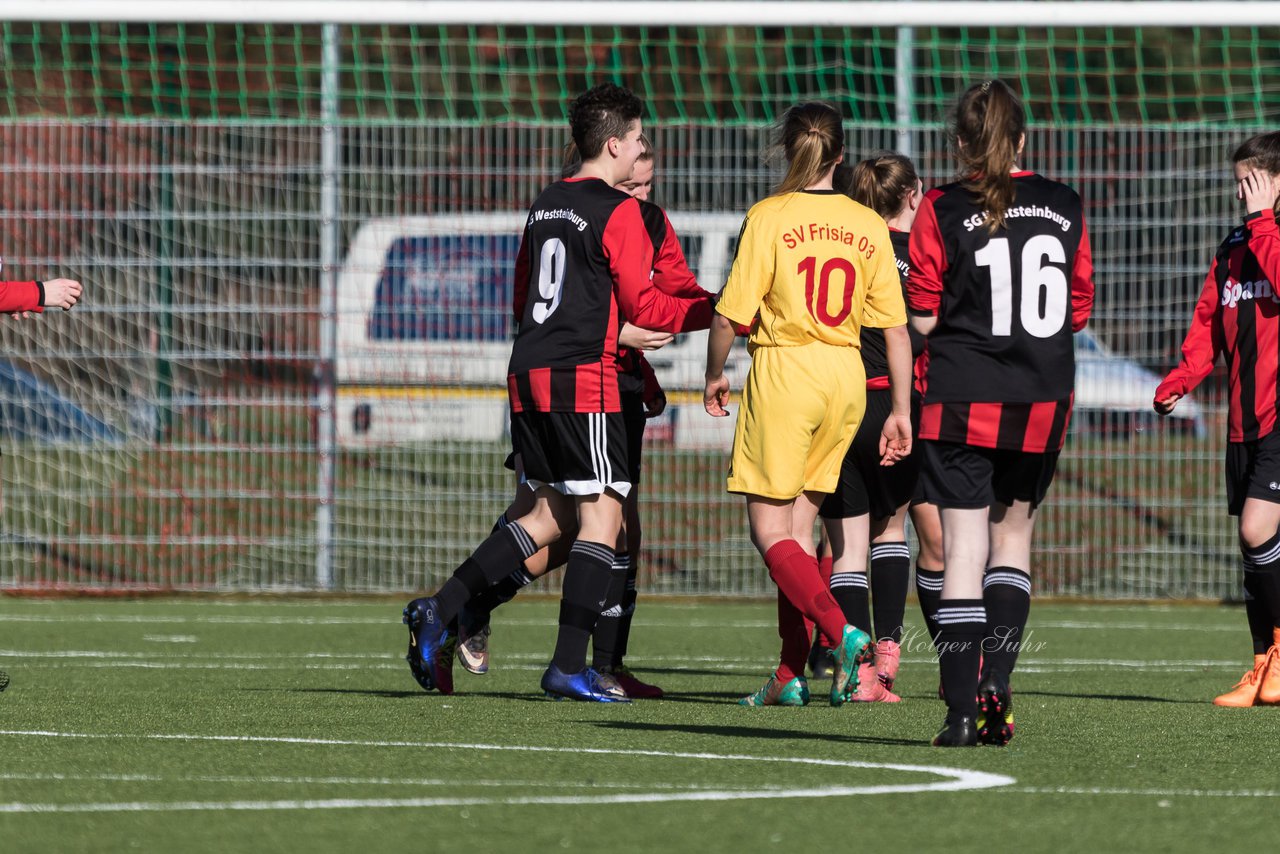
1213, 654, 1268, 707
1258, 631, 1280, 705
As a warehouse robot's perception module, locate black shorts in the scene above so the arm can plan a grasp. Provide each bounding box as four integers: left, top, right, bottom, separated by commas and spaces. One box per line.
621, 388, 647, 485
820, 388, 921, 520
1225, 430, 1280, 515
510, 410, 632, 498
919, 439, 1059, 510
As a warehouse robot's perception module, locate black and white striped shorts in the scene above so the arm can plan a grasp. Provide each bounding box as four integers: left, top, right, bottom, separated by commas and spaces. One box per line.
510, 410, 632, 499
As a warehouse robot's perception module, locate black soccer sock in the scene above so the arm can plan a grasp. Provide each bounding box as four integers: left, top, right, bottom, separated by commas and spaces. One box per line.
870, 541, 911, 643
1242, 530, 1280, 642
915, 565, 945, 651
465, 567, 536, 630
613, 559, 640, 666
829, 571, 872, 634
591, 552, 630, 670
434, 521, 538, 625
935, 600, 985, 719
550, 540, 615, 674
981, 566, 1032, 680
1243, 567, 1274, 656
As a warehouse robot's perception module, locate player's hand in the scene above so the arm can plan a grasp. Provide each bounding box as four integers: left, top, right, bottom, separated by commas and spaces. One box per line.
879, 413, 913, 465
1153, 393, 1181, 416
1239, 169, 1278, 216
618, 322, 674, 351
704, 374, 731, 417
6, 311, 33, 319
644, 390, 667, 419
42, 278, 82, 310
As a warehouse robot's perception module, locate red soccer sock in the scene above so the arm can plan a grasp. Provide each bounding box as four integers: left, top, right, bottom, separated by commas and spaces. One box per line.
812, 554, 835, 650
775, 589, 810, 682
765, 539, 847, 646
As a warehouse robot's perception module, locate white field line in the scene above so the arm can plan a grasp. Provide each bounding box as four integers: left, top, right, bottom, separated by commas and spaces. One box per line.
0, 613, 1244, 632
1013, 786, 1280, 798
0, 771, 718, 790
0, 730, 1014, 813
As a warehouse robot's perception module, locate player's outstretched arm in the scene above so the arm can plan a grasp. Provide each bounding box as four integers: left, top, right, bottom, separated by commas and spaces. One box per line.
42, 278, 83, 311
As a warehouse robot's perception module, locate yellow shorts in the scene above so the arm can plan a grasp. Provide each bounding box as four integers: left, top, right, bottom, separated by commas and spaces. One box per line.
727, 343, 865, 499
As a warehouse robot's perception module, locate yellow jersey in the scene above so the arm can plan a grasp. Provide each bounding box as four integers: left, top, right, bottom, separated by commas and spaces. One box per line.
716, 190, 906, 348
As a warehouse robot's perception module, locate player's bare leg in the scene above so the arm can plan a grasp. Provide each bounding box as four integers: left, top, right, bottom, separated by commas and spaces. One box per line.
749, 493, 872, 705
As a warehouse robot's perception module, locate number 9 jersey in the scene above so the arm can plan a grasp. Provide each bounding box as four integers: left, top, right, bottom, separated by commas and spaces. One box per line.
907, 172, 1095, 451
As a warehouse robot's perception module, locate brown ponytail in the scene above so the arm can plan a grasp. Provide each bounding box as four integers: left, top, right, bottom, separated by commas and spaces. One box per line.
951, 80, 1026, 233
847, 152, 919, 220
772, 102, 844, 196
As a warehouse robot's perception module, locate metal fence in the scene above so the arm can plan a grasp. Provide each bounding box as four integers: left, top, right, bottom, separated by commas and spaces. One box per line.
0, 117, 1250, 597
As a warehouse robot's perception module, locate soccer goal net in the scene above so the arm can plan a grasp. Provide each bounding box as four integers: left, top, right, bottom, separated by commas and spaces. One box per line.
0, 1, 1274, 596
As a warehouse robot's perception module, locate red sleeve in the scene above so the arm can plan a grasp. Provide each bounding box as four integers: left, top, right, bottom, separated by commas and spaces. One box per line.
1246, 209, 1280, 283
652, 212, 711, 299
638, 353, 663, 401
1155, 257, 1224, 402
604, 200, 712, 333
907, 189, 947, 315
1071, 215, 1095, 332
511, 230, 531, 323
0, 280, 44, 314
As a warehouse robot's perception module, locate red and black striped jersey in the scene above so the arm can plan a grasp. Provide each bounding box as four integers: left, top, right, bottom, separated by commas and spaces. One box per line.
508, 177, 712, 414
1157, 208, 1280, 443
618, 199, 714, 391
863, 228, 926, 391
907, 171, 1095, 451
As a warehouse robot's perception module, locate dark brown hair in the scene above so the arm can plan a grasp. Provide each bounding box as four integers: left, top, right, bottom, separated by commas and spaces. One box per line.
773, 102, 844, 196
568, 83, 643, 160
951, 80, 1026, 233
560, 133, 651, 179
1233, 132, 1280, 173
846, 152, 919, 219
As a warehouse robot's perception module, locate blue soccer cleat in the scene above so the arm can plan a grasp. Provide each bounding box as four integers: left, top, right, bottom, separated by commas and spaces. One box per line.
540, 664, 631, 702
403, 597, 456, 695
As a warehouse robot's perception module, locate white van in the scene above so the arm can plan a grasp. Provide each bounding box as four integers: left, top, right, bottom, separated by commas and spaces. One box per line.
335, 212, 1203, 447
335, 212, 749, 449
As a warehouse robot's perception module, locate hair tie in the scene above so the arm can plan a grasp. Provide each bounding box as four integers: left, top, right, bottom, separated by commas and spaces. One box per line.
806, 126, 822, 136
981, 80, 992, 93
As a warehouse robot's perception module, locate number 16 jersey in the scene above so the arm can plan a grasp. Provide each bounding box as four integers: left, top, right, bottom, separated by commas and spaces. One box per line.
908, 172, 1095, 451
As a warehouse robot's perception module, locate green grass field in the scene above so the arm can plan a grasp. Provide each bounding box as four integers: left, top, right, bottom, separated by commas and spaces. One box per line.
0, 596, 1274, 852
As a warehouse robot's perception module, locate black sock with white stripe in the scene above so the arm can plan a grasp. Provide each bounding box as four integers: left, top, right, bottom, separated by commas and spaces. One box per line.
591, 552, 630, 670
551, 540, 615, 674
981, 566, 1032, 680
1242, 530, 1280, 646
435, 521, 539, 624
915, 565, 945, 651
614, 562, 640, 666
870, 541, 911, 643
468, 567, 537, 626
936, 599, 985, 719
829, 572, 871, 634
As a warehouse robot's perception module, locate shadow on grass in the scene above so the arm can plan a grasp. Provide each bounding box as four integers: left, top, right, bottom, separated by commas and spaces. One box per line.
587, 719, 922, 747
240, 686, 553, 702
1016, 689, 1200, 704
